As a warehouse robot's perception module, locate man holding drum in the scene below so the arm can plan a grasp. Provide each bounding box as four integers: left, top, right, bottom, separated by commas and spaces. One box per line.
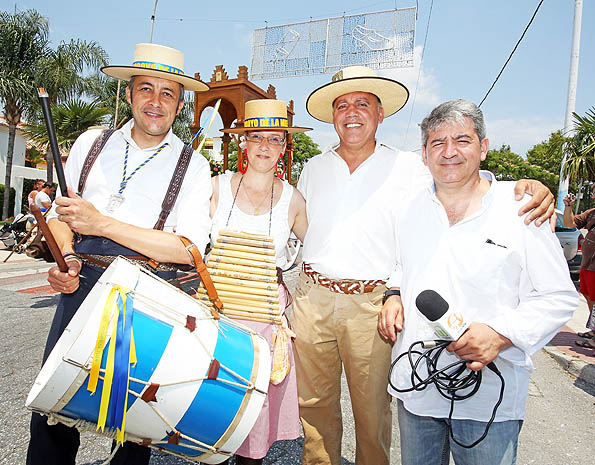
292, 66, 556, 465
27, 43, 212, 465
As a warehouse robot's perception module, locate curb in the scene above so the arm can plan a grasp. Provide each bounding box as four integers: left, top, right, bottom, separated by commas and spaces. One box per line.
542, 345, 595, 386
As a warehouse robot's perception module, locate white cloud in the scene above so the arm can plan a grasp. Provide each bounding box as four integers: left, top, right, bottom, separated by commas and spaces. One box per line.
487, 116, 563, 156
380, 46, 442, 108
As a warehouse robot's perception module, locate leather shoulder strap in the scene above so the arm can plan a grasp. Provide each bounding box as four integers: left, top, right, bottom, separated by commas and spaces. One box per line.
153, 144, 194, 231
77, 129, 115, 195
178, 235, 223, 315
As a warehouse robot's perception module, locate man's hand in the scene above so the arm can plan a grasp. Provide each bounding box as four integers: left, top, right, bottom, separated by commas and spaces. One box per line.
514, 179, 555, 230
446, 322, 512, 371
47, 256, 82, 294
378, 294, 404, 342
55, 187, 109, 236
563, 193, 576, 207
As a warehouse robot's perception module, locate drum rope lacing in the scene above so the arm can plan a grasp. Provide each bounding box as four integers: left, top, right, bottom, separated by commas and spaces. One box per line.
44, 411, 231, 461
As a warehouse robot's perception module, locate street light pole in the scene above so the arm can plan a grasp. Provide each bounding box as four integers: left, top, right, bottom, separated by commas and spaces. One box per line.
149, 0, 159, 43
557, 0, 583, 210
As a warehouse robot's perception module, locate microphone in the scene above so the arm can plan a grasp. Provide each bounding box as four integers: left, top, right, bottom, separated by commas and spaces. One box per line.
415, 290, 500, 374
415, 290, 469, 341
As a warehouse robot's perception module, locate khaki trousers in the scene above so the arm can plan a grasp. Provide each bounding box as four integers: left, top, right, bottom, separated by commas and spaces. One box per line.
290, 271, 392, 465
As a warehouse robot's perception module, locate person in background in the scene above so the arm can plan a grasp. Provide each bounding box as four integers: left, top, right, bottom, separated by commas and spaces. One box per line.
34, 183, 55, 212
563, 189, 595, 349
27, 179, 44, 210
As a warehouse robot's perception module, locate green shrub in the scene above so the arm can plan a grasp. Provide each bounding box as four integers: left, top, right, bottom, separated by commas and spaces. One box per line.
0, 185, 16, 217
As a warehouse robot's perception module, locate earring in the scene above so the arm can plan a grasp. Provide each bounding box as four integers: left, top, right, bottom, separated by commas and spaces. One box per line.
239, 148, 249, 174
275, 153, 286, 179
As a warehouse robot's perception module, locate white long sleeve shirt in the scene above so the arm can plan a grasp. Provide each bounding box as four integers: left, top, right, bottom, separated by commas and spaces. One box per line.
297, 142, 431, 280
386, 173, 578, 421
48, 119, 212, 252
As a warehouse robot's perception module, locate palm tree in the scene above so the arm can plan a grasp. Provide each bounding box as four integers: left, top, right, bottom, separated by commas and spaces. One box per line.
0, 9, 49, 219
0, 9, 108, 218
24, 99, 110, 153
563, 107, 595, 182
173, 96, 195, 143
35, 39, 108, 184
86, 72, 131, 129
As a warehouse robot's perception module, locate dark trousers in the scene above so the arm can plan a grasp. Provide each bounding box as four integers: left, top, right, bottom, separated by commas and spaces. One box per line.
26, 237, 175, 465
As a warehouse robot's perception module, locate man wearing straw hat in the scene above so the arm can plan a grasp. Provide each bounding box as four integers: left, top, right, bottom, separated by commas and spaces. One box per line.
292, 66, 555, 465
27, 43, 212, 465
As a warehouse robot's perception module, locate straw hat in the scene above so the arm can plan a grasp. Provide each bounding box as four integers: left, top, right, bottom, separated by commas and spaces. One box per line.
101, 43, 208, 92
306, 66, 409, 123
221, 99, 312, 134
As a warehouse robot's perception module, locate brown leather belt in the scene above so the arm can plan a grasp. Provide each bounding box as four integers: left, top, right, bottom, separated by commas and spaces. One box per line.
302, 263, 386, 295
77, 253, 181, 272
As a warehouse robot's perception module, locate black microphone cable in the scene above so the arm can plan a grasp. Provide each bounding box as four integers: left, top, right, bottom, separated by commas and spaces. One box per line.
389, 340, 505, 448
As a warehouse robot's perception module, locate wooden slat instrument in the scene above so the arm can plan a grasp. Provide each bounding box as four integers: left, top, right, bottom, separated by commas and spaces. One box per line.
195, 229, 282, 324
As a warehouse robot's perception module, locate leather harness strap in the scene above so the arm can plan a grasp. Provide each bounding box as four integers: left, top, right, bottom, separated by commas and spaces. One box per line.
77, 130, 197, 269
153, 143, 194, 230
178, 235, 223, 314
77, 129, 115, 195
78, 129, 194, 232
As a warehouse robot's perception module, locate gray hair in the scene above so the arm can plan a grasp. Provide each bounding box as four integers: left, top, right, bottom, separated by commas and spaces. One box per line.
420, 99, 486, 147
128, 76, 185, 104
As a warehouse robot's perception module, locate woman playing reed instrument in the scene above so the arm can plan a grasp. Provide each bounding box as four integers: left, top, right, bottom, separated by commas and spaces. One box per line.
209, 99, 310, 465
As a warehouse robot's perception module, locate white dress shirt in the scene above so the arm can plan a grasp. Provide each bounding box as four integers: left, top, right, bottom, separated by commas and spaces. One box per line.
297, 142, 431, 280
48, 119, 212, 252
387, 173, 578, 421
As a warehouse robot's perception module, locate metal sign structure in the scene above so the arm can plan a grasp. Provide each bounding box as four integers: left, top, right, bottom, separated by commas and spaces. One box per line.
250, 8, 416, 80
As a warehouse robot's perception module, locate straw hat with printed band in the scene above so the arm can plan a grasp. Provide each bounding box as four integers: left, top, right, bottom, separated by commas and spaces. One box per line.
221, 99, 312, 134
306, 66, 409, 123
101, 43, 208, 92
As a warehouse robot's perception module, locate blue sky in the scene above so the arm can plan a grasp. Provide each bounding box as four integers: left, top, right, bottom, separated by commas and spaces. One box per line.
10, 0, 594, 156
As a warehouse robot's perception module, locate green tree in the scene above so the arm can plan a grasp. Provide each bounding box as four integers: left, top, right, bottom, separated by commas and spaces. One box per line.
173, 96, 195, 143
37, 39, 108, 104
481, 144, 559, 197
24, 99, 110, 151
526, 130, 565, 174
0, 9, 49, 219
289, 132, 321, 180
0, 9, 108, 218
563, 108, 595, 183
86, 72, 131, 129
34, 39, 107, 184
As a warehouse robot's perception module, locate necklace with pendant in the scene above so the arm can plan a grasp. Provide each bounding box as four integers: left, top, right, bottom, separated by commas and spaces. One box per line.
227, 175, 275, 236
106, 141, 167, 213
243, 178, 275, 215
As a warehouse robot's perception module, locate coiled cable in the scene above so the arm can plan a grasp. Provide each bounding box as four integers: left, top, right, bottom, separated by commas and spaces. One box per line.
389, 339, 505, 448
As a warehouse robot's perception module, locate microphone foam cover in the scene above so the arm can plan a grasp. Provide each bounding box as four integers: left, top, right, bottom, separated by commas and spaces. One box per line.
416, 290, 449, 322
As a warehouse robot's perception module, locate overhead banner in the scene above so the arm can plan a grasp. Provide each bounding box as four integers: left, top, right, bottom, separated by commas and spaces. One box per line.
250, 8, 416, 80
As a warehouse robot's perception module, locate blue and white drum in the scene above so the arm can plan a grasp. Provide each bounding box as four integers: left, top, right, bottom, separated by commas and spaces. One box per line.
26, 257, 271, 464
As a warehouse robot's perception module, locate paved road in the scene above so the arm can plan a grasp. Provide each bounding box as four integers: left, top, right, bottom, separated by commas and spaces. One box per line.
1, 260, 594, 464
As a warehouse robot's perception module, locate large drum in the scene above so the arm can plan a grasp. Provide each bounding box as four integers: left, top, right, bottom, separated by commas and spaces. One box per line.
26, 257, 271, 464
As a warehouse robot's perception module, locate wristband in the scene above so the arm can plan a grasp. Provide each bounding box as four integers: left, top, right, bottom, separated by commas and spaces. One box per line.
62, 252, 82, 262
382, 289, 401, 305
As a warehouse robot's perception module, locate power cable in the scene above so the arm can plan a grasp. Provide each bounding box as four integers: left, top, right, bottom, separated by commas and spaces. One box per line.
403, 0, 434, 148
478, 0, 546, 108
